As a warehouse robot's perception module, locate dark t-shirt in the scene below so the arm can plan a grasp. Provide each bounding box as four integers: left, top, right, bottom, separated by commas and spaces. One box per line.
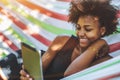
44, 35, 79, 80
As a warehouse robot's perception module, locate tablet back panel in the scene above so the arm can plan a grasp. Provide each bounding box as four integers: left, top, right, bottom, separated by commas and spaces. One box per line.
21, 42, 43, 80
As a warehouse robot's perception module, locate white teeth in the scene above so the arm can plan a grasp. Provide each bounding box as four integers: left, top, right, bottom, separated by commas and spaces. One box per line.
80, 39, 87, 40
80, 39, 88, 42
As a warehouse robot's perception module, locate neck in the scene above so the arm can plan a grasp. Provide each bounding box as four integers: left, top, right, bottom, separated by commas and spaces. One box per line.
76, 44, 88, 54
81, 48, 87, 53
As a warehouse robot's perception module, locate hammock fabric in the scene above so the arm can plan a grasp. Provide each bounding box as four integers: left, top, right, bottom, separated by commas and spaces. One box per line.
0, 0, 120, 80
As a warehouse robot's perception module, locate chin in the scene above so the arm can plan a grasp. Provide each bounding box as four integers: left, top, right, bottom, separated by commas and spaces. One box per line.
80, 45, 88, 48
80, 44, 89, 49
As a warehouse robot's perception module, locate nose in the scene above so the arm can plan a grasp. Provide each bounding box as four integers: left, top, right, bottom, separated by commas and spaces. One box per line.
77, 30, 85, 38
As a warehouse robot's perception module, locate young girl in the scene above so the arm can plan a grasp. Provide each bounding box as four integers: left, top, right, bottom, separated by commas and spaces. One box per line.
20, 0, 119, 80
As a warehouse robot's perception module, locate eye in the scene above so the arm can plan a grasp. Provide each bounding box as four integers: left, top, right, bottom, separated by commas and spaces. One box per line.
85, 28, 93, 32
75, 24, 81, 30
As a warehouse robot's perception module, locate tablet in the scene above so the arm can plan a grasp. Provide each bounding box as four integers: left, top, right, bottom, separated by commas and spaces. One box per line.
21, 42, 43, 80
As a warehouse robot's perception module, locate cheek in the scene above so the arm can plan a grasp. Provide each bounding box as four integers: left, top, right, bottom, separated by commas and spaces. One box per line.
86, 32, 101, 41
76, 31, 79, 36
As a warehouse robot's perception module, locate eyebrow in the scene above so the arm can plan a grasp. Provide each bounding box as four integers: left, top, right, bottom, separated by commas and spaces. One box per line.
84, 25, 91, 27
76, 24, 93, 28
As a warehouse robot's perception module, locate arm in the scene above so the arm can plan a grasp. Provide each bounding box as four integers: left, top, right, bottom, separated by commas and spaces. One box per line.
64, 39, 108, 77
20, 36, 71, 80
42, 36, 71, 72
90, 41, 110, 66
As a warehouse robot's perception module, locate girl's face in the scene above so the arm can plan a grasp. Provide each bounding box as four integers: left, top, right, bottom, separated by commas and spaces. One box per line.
76, 15, 106, 49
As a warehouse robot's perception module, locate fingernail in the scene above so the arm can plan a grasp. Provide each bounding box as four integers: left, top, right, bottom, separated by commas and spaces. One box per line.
26, 74, 30, 77
29, 78, 33, 80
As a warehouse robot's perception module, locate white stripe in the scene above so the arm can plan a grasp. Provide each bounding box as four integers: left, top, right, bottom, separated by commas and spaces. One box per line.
103, 33, 120, 45
61, 55, 120, 80
109, 50, 120, 58
1, 27, 21, 49
29, 0, 69, 15
74, 63, 120, 80
0, 4, 48, 50
0, 41, 19, 58
5, 6, 57, 41
0, 14, 21, 48
9, 0, 74, 30
11, 23, 48, 50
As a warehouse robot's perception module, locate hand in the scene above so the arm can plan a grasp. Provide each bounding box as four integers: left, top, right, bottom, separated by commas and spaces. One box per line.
96, 40, 109, 59
20, 65, 33, 80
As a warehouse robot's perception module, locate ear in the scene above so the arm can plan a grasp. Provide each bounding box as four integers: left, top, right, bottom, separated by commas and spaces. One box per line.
100, 27, 106, 36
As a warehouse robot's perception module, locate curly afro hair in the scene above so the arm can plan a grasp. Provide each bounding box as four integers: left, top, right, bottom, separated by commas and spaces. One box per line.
68, 0, 119, 36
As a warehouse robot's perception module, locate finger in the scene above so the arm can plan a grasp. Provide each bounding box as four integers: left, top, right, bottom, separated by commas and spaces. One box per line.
22, 65, 29, 73
20, 76, 29, 80
22, 65, 24, 69
20, 69, 28, 77
20, 76, 33, 80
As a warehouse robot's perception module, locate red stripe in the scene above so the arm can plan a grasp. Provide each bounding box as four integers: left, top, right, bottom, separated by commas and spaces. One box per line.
117, 10, 120, 18
109, 42, 120, 53
16, 0, 120, 20
16, 0, 68, 21
0, 7, 51, 46
97, 72, 120, 80
0, 7, 18, 51
1, 6, 120, 52
31, 34, 51, 46
0, 32, 19, 51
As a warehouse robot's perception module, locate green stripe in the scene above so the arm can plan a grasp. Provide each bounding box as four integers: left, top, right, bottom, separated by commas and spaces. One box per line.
0, 52, 7, 58
8, 4, 75, 35
27, 16, 75, 35
117, 26, 120, 32
7, 27, 33, 46
0, 15, 33, 46
0, 48, 8, 58
67, 59, 120, 79
112, 26, 120, 35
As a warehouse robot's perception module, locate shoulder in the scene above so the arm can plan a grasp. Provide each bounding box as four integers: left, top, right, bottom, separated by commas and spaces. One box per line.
95, 39, 109, 59
49, 35, 78, 52
52, 35, 78, 46
54, 35, 71, 42
54, 35, 77, 42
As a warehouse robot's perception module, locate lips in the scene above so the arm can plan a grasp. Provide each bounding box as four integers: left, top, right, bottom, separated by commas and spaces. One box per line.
79, 38, 88, 44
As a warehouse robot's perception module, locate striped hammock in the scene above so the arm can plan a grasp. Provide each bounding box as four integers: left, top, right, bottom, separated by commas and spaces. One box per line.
0, 0, 120, 80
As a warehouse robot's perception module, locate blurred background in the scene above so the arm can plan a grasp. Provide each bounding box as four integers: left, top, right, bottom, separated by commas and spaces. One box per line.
0, 0, 120, 80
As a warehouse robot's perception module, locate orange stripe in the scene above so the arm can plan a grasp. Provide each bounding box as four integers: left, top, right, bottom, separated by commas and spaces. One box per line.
0, 7, 18, 51
16, 0, 120, 20
17, 0, 68, 21
0, 6, 51, 46
0, 6, 120, 52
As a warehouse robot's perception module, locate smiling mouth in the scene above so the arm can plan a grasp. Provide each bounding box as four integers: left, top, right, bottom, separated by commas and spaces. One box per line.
80, 38, 88, 43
